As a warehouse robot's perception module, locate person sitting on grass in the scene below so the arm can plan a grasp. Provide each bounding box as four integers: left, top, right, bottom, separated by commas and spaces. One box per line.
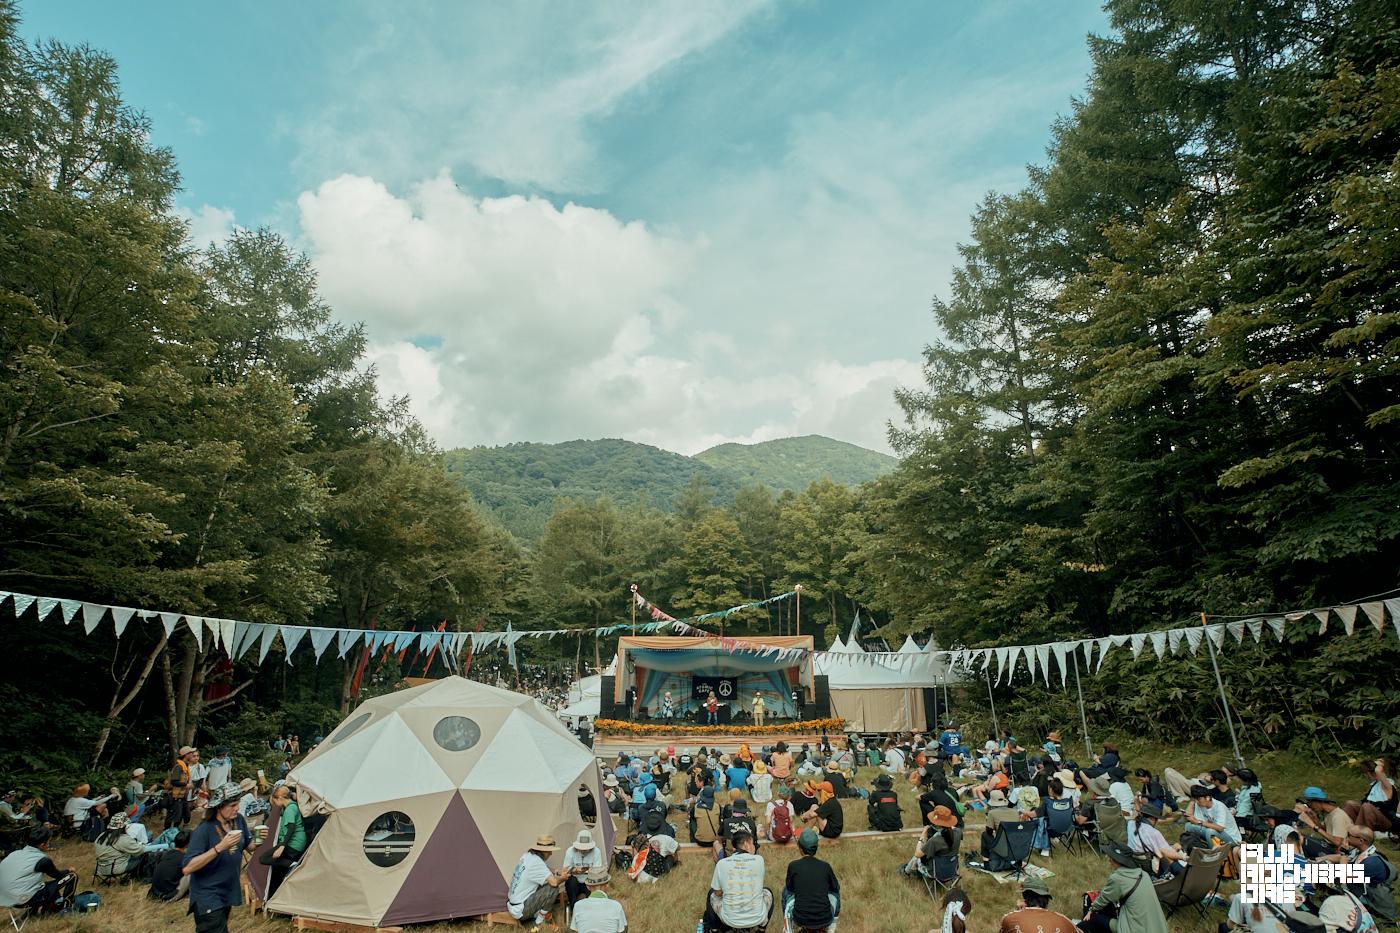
784, 828, 840, 932
506, 835, 569, 925
807, 782, 844, 841
95, 811, 159, 882
1182, 783, 1241, 850
792, 781, 819, 822
626, 831, 680, 884
1129, 803, 1185, 878
1294, 786, 1352, 858
902, 804, 961, 880
0, 827, 76, 915
561, 829, 605, 904
940, 886, 974, 933
770, 743, 794, 781
1079, 841, 1170, 933
717, 799, 760, 860
570, 868, 627, 933
1344, 758, 1396, 834
868, 774, 902, 832
1316, 826, 1396, 924
766, 785, 797, 844
147, 829, 192, 902
703, 830, 772, 932
824, 761, 854, 799
969, 760, 1010, 808
1000, 878, 1076, 933
750, 760, 774, 809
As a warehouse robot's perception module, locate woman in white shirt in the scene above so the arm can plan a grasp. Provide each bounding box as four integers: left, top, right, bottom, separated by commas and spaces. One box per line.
748, 761, 774, 808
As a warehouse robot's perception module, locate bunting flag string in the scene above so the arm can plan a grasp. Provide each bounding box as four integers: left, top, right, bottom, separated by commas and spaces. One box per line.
0, 586, 1396, 676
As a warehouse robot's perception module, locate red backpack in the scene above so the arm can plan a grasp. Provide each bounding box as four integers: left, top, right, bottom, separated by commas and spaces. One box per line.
770, 803, 794, 843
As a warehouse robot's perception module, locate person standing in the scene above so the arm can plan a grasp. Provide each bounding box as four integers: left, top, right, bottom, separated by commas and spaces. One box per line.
181, 782, 259, 933
705, 692, 720, 726
205, 748, 232, 792
166, 746, 199, 830
783, 829, 840, 931
751, 691, 766, 727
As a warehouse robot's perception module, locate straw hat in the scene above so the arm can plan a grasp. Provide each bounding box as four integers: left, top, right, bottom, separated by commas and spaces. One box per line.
926, 805, 957, 828
988, 789, 1009, 808
531, 833, 560, 853
1047, 731, 1062, 742
1054, 769, 1078, 787
572, 829, 595, 851
753, 761, 768, 774
177, 745, 197, 758
584, 868, 611, 886
824, 760, 840, 772
719, 754, 732, 765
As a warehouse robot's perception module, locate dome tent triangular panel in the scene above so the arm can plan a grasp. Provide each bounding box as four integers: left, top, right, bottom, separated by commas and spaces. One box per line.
396, 705, 519, 787
382, 793, 505, 925
462, 708, 595, 794
292, 714, 455, 809
271, 676, 607, 927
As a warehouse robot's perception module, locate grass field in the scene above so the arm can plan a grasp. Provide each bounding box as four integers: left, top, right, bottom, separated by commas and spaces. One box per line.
17, 736, 1390, 933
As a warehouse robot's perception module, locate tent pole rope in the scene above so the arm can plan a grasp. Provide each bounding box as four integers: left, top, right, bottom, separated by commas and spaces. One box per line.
1202, 612, 1246, 768
1072, 651, 1092, 759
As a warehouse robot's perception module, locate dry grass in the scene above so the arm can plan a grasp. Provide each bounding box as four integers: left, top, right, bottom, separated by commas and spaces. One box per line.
20, 738, 1389, 933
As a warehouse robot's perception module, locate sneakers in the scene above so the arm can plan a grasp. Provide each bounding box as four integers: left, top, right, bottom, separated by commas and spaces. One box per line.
1040, 849, 1051, 857
534, 909, 549, 926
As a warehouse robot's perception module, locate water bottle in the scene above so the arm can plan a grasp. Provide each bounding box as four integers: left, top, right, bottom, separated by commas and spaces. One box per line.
696, 921, 705, 933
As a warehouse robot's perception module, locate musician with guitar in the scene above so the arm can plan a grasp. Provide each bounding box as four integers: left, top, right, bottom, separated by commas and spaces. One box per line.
164, 746, 199, 831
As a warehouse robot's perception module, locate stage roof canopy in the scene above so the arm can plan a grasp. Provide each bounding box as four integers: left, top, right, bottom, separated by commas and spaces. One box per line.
613, 635, 816, 700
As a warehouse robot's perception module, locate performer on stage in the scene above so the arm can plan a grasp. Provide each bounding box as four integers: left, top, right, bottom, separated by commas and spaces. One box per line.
752, 691, 767, 726
662, 691, 675, 721
705, 692, 719, 725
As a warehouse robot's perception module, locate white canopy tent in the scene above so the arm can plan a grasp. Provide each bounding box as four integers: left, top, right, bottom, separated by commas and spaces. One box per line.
814, 641, 956, 732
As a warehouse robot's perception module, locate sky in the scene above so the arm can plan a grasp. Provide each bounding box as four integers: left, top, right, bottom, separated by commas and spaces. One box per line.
23, 1, 1109, 456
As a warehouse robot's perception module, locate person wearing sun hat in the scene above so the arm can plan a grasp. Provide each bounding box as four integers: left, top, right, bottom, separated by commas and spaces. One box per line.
506, 833, 569, 923
1080, 841, 1168, 933
748, 759, 774, 808
1129, 802, 1185, 878
824, 758, 853, 799
1182, 782, 1240, 849
95, 811, 157, 881
569, 866, 627, 932
1295, 785, 1354, 858
1000, 877, 1075, 933
903, 804, 961, 879
1318, 894, 1378, 933
561, 829, 604, 905
181, 781, 256, 932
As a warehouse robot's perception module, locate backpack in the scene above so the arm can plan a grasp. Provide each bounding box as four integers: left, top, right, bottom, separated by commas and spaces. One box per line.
69, 891, 101, 914
770, 804, 794, 843
640, 800, 668, 834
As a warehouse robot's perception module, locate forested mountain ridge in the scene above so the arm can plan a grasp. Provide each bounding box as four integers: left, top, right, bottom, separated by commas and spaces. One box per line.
695, 435, 896, 491
441, 435, 892, 541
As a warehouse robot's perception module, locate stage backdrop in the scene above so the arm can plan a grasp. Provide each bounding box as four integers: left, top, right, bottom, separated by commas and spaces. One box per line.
614, 635, 815, 718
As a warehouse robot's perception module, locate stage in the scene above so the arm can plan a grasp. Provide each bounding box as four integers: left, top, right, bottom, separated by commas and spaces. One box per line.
592, 727, 843, 759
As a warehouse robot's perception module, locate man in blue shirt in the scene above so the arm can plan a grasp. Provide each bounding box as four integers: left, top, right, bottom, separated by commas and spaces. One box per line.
181, 782, 257, 932
939, 723, 964, 758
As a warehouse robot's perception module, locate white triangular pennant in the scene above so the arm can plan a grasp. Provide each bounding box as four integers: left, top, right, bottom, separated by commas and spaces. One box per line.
1207, 624, 1226, 651
1130, 633, 1147, 658
1314, 609, 1332, 635
308, 628, 336, 661
1168, 629, 1185, 654
1036, 644, 1051, 685
1226, 620, 1246, 643
280, 625, 308, 660
59, 599, 81, 624
185, 615, 204, 650
81, 602, 106, 634
1094, 636, 1112, 672
1247, 619, 1263, 642
35, 597, 61, 621
391, 631, 416, 653
994, 647, 1011, 685
1333, 605, 1357, 635
1360, 602, 1385, 633
111, 607, 136, 637
1151, 631, 1168, 659
258, 624, 280, 664
1023, 646, 1037, 682
1386, 599, 1400, 641
231, 623, 262, 659
1267, 617, 1285, 641
1081, 640, 1094, 667
1184, 627, 1204, 655
10, 594, 36, 618
216, 619, 238, 652
337, 629, 361, 658
159, 612, 182, 639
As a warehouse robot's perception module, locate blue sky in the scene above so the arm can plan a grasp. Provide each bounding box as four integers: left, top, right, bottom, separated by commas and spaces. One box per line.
24, 1, 1109, 455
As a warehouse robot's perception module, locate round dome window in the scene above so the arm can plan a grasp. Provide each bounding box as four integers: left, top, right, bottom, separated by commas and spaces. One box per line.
330, 711, 372, 745
363, 811, 415, 868
433, 715, 481, 751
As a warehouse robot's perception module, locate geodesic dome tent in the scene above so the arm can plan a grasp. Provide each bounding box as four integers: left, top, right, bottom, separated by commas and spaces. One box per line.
266, 675, 609, 927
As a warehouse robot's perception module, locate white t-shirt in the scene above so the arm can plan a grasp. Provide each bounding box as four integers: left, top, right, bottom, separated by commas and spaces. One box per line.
883, 748, 906, 772
189, 763, 209, 785
569, 893, 628, 932
507, 852, 554, 918
1109, 781, 1134, 815
749, 772, 774, 804
710, 852, 767, 928
206, 758, 232, 790
648, 834, 679, 858
63, 796, 97, 823
564, 847, 605, 872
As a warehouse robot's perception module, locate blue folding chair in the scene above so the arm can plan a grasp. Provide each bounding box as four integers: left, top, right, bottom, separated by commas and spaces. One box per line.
1044, 797, 1082, 856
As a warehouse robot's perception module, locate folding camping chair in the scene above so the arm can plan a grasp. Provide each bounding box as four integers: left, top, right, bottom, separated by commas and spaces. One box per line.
4, 907, 28, 932
1088, 798, 1129, 855
1153, 844, 1229, 921
1008, 750, 1031, 786
986, 820, 1038, 881
1044, 797, 1083, 856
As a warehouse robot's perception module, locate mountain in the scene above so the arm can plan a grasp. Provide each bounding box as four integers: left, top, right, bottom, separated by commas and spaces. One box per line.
442, 439, 743, 542
443, 435, 897, 542
694, 435, 897, 491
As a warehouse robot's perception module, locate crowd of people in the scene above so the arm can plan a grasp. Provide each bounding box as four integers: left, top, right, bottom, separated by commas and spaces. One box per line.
0, 735, 316, 931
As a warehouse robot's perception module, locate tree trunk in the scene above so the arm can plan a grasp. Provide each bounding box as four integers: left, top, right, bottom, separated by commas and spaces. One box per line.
160, 649, 179, 755
90, 631, 169, 767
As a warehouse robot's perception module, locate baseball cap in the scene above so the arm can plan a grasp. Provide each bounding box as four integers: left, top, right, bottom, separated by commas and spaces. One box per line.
1022, 878, 1052, 898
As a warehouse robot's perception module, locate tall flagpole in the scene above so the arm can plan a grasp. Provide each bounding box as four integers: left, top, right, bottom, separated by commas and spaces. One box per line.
630, 583, 637, 636
1202, 612, 1245, 768
984, 664, 1000, 737
795, 585, 802, 637
1072, 651, 1092, 759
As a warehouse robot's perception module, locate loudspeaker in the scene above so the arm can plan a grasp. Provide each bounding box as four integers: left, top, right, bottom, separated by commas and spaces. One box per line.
811, 675, 832, 719
599, 676, 618, 720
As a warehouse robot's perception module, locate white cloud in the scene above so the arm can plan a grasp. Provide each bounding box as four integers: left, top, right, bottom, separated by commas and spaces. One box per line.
301, 173, 918, 455
293, 1, 770, 192
176, 204, 237, 248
